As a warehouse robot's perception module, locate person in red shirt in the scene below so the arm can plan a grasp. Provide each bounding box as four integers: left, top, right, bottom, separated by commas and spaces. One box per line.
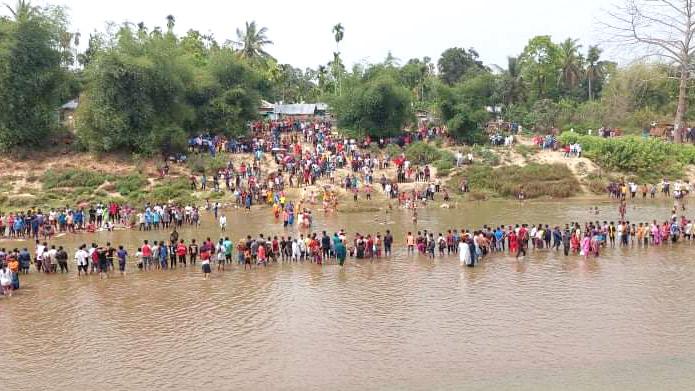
256, 244, 267, 267
176, 240, 187, 266
141, 240, 152, 271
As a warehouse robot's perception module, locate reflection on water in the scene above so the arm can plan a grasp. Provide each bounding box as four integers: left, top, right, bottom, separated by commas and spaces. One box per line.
2, 198, 695, 390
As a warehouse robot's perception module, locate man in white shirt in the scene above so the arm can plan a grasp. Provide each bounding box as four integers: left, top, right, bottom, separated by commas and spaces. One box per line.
74, 245, 89, 276
219, 214, 227, 231
35, 242, 46, 272
46, 245, 58, 273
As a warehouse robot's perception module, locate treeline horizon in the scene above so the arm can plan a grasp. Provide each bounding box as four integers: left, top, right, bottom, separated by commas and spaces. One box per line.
0, 0, 689, 154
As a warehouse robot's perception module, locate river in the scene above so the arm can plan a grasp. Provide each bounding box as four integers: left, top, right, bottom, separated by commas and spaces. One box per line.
2, 198, 695, 390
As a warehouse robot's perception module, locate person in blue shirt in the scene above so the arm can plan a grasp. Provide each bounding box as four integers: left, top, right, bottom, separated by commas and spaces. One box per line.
31, 216, 40, 239
670, 221, 681, 243
152, 211, 161, 230
494, 228, 505, 252
145, 210, 152, 231
18, 248, 31, 273
159, 243, 168, 269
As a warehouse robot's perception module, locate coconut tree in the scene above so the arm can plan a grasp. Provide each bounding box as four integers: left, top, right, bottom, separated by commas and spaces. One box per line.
58, 31, 73, 67
557, 38, 583, 92
166, 14, 175, 32
501, 56, 525, 106
4, 0, 36, 22
331, 23, 345, 96
332, 23, 344, 53
585, 45, 604, 101
317, 65, 329, 93
234, 21, 274, 63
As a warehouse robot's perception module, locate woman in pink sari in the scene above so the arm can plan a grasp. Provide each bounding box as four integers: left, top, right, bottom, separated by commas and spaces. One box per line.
651, 222, 661, 245
581, 234, 591, 259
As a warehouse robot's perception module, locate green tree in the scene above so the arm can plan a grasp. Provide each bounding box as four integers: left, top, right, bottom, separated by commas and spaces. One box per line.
332, 23, 344, 53
437, 73, 494, 143
165, 14, 175, 33
585, 45, 607, 101
499, 56, 525, 106
437, 47, 486, 85
557, 38, 582, 92
519, 35, 560, 99
332, 74, 413, 137
525, 99, 560, 131
0, 1, 70, 149
234, 21, 273, 63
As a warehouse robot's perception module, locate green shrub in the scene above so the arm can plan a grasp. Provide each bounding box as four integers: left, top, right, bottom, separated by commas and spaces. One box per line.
114, 173, 148, 196
42, 169, 109, 189
557, 133, 694, 182
385, 143, 402, 157
405, 142, 443, 164
150, 178, 195, 204
450, 163, 580, 199
433, 159, 454, 177
472, 145, 500, 166
584, 173, 608, 194
187, 155, 229, 174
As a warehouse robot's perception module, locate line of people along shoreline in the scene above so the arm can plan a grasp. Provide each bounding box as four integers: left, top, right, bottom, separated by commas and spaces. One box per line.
1, 211, 694, 297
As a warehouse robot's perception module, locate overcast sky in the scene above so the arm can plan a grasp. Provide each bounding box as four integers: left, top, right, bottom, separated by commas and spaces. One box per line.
22, 0, 614, 69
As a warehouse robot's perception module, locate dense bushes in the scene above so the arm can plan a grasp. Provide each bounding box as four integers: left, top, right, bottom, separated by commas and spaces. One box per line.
150, 178, 195, 204
42, 169, 106, 189
452, 163, 579, 199
558, 133, 695, 182
405, 142, 454, 176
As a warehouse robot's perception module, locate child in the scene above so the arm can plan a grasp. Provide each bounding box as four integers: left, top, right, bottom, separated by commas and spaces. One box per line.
135, 247, 143, 270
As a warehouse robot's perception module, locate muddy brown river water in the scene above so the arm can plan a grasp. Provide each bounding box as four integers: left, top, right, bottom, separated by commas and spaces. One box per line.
2, 198, 695, 390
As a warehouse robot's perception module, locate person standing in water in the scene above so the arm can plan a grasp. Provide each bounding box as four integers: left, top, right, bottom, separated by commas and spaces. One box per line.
117, 245, 127, 276
459, 234, 472, 267
200, 245, 211, 279
335, 239, 347, 266
219, 214, 227, 231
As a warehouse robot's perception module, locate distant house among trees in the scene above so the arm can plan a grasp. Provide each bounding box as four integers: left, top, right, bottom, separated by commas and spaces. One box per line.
270, 102, 329, 119
59, 99, 79, 132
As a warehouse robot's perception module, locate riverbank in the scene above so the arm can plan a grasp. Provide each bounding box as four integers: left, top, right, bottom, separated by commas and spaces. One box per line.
2, 135, 694, 210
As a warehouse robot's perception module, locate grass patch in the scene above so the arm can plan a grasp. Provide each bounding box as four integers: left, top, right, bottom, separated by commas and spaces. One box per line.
433, 159, 454, 177
450, 163, 580, 199
186, 154, 229, 175
42, 169, 109, 189
150, 177, 195, 204
472, 145, 500, 166
515, 144, 538, 158
114, 173, 148, 196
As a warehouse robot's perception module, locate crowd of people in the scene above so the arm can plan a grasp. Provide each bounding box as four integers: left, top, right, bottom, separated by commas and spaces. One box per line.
606, 179, 691, 202
0, 202, 209, 241
3, 202, 695, 297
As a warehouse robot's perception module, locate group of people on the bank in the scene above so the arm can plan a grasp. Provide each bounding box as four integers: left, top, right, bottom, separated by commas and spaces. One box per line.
607, 179, 691, 200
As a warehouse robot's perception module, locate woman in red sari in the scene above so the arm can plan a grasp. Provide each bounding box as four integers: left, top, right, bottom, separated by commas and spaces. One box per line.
508, 231, 518, 255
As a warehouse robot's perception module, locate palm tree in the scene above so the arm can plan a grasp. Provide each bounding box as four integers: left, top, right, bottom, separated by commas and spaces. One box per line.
558, 38, 582, 91
330, 52, 344, 95
332, 23, 344, 53
4, 0, 36, 22
317, 65, 328, 93
59, 31, 73, 67
166, 15, 175, 32
586, 45, 603, 101
234, 21, 274, 62
501, 56, 524, 106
